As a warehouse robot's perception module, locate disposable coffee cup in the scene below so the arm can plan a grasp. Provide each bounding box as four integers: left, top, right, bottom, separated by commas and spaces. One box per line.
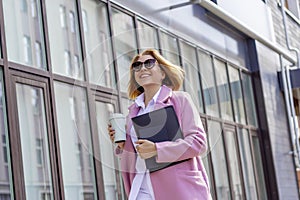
109, 113, 126, 143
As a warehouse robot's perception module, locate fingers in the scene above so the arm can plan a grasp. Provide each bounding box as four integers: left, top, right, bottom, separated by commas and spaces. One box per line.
107, 124, 115, 143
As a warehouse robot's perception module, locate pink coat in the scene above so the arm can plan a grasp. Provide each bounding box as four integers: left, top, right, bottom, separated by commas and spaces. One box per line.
117, 85, 211, 200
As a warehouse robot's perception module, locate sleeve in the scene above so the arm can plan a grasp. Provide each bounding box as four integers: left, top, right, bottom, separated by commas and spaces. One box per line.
155, 92, 207, 163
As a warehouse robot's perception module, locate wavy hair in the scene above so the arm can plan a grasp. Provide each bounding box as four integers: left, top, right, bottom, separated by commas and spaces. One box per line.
128, 48, 185, 99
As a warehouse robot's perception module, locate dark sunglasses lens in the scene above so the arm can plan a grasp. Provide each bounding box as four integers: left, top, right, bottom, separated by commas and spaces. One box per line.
144, 59, 156, 69
132, 62, 142, 71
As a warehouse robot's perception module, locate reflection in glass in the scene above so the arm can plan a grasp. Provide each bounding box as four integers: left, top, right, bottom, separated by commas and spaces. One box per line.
214, 59, 233, 121
54, 82, 97, 200
224, 129, 243, 199
111, 8, 137, 92
16, 84, 53, 200
238, 129, 258, 200
253, 136, 268, 199
242, 73, 258, 126
0, 71, 13, 199
81, 0, 115, 88
207, 120, 231, 199
3, 0, 46, 69
137, 20, 159, 51
45, 0, 84, 80
96, 101, 124, 200
228, 66, 246, 124
180, 42, 203, 112
159, 31, 180, 65
198, 50, 220, 117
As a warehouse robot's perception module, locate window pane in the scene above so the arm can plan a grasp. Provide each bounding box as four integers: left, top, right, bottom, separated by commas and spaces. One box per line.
242, 73, 258, 126
224, 129, 243, 199
198, 50, 219, 117
252, 136, 268, 199
45, 0, 84, 80
81, 0, 115, 88
15, 84, 53, 200
237, 129, 258, 200
207, 121, 231, 199
228, 66, 246, 124
3, 0, 46, 69
111, 8, 137, 92
214, 59, 233, 121
0, 71, 14, 199
137, 20, 159, 51
159, 31, 180, 65
180, 42, 203, 112
54, 83, 97, 200
96, 101, 125, 200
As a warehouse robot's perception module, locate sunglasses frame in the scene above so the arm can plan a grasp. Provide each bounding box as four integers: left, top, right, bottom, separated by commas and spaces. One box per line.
131, 58, 157, 72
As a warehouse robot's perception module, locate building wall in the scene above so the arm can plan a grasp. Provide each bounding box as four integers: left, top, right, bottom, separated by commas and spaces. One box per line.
256, 41, 299, 199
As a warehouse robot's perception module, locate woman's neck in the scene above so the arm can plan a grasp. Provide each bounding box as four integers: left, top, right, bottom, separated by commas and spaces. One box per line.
143, 84, 161, 107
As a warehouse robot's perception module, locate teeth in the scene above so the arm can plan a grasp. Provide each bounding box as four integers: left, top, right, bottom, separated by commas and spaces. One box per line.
140, 74, 150, 78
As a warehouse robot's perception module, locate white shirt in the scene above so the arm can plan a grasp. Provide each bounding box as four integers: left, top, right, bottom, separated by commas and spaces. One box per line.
128, 87, 162, 200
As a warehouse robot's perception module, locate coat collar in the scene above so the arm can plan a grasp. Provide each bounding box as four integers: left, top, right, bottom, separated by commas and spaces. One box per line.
127, 85, 173, 114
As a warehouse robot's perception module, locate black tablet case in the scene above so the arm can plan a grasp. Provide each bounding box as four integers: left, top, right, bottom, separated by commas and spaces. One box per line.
131, 105, 184, 172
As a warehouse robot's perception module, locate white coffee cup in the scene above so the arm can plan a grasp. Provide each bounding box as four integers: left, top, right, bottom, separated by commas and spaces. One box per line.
109, 113, 126, 143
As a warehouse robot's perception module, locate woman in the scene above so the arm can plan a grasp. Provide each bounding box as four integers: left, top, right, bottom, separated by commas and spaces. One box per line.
108, 49, 211, 200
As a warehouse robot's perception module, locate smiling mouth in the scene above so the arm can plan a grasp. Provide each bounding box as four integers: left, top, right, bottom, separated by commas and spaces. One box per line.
140, 74, 150, 78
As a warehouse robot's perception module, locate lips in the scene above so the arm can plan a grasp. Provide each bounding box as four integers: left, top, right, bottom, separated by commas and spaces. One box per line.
139, 74, 151, 78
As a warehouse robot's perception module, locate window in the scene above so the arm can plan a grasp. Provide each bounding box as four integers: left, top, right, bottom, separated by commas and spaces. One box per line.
198, 50, 220, 117
46, 0, 83, 80
111, 8, 137, 92
3, 0, 46, 69
281, 0, 300, 19
137, 19, 159, 50
54, 82, 97, 200
207, 121, 231, 199
2, 134, 8, 164
69, 11, 75, 33
159, 31, 180, 66
15, 84, 53, 200
35, 41, 43, 69
36, 138, 43, 166
60, 5, 67, 28
228, 66, 246, 124
214, 59, 234, 121
23, 36, 32, 64
180, 41, 204, 112
80, 0, 115, 87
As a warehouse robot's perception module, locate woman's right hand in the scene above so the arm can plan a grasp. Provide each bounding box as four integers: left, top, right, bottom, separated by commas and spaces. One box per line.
107, 124, 125, 149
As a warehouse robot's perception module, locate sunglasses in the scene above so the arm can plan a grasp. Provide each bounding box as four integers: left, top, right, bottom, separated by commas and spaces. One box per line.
131, 58, 157, 72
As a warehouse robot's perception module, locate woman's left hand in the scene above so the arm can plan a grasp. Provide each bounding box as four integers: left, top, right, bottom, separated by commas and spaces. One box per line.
135, 139, 157, 159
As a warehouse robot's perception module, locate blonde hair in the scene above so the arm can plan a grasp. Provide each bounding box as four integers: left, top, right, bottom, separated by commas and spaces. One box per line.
128, 48, 185, 99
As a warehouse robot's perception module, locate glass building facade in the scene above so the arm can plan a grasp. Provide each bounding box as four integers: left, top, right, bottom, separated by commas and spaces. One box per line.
0, 0, 298, 199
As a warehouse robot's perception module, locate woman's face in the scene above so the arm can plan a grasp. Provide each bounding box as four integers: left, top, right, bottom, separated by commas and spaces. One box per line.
133, 55, 165, 88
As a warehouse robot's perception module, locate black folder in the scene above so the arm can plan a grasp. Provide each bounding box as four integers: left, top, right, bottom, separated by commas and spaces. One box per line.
131, 105, 184, 172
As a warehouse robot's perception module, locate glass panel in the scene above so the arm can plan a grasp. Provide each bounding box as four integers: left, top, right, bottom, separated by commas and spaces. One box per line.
237, 129, 258, 200
0, 71, 14, 199
242, 73, 258, 126
137, 20, 159, 51
111, 8, 137, 92
228, 66, 246, 124
121, 98, 133, 116
81, 0, 115, 88
214, 59, 233, 121
252, 136, 268, 199
15, 84, 53, 200
159, 31, 180, 65
45, 0, 84, 80
198, 50, 220, 117
180, 42, 203, 112
207, 120, 231, 199
96, 101, 125, 200
54, 82, 97, 200
224, 129, 243, 199
3, 0, 46, 69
